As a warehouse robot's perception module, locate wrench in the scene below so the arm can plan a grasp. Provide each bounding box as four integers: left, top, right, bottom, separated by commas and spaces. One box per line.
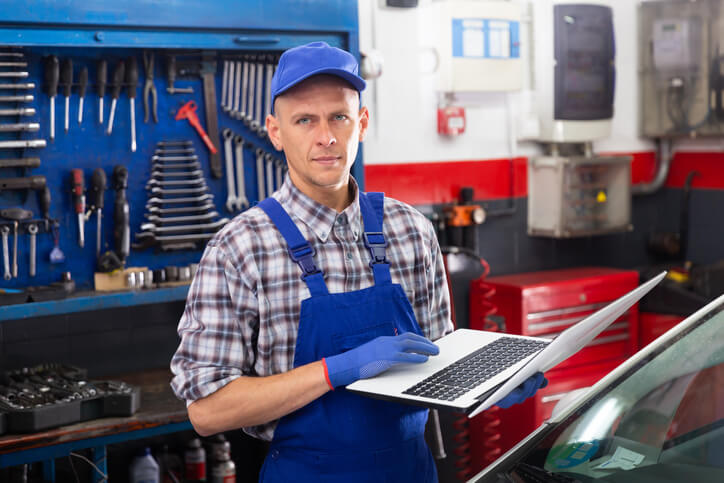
27, 223, 37, 277
151, 162, 202, 171
241, 60, 249, 120
1, 226, 9, 280
275, 159, 284, 191
234, 135, 249, 210
140, 217, 230, 234
151, 169, 204, 179
155, 148, 195, 155
146, 211, 219, 225
265, 153, 275, 197
12, 221, 18, 278
222, 128, 238, 212
146, 194, 214, 205
226, 61, 235, 113
150, 155, 198, 163
246, 61, 255, 125
221, 60, 229, 111
146, 201, 215, 214
232, 61, 242, 118
263, 61, 274, 132
0, 108, 35, 116
251, 61, 264, 132
255, 148, 265, 201
150, 186, 208, 196
146, 177, 206, 188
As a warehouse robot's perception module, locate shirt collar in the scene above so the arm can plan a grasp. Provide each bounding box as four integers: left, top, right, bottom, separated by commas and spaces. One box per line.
274, 175, 362, 243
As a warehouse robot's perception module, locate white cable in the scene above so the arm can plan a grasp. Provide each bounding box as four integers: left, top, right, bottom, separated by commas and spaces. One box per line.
70, 452, 108, 482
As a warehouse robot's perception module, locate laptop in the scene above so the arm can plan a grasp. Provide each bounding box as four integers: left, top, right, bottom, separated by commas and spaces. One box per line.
346, 271, 666, 418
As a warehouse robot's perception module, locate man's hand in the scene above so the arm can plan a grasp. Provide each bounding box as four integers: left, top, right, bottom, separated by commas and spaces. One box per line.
494, 372, 548, 409
324, 332, 439, 389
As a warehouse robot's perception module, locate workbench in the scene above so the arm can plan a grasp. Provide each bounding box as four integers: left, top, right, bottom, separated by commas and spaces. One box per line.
0, 369, 191, 482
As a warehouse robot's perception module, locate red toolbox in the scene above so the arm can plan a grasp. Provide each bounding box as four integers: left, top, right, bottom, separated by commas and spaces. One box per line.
639, 312, 685, 348
470, 267, 640, 370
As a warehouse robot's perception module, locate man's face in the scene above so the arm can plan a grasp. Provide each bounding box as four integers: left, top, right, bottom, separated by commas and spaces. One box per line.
266, 75, 369, 196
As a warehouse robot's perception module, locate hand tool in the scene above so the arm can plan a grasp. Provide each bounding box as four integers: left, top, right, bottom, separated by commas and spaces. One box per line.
145, 193, 214, 205
50, 223, 65, 264
107, 60, 125, 135
0, 61, 27, 68
275, 159, 284, 190
126, 56, 139, 152
234, 135, 249, 210
140, 218, 229, 234
77, 66, 88, 124
0, 82, 34, 90
246, 60, 255, 125
150, 169, 204, 179
263, 60, 274, 132
166, 55, 193, 94
0, 53, 24, 58
1, 208, 33, 278
150, 154, 199, 163
154, 148, 194, 155
241, 60, 249, 120
225, 61, 235, 112
0, 72, 28, 78
252, 60, 264, 132
0, 107, 35, 116
255, 148, 265, 201
151, 161, 202, 171
0, 175, 47, 191
90, 168, 106, 257
157, 140, 193, 147
150, 185, 208, 196
200, 52, 222, 179
0, 122, 40, 132
133, 231, 216, 249
70, 169, 85, 248
112, 165, 130, 263
38, 184, 51, 231
143, 51, 158, 123
146, 177, 205, 188
221, 60, 229, 111
175, 101, 218, 155
97, 59, 107, 124
146, 202, 215, 215
1, 226, 10, 280
222, 129, 237, 212
0, 157, 40, 169
146, 211, 219, 225
27, 223, 37, 277
265, 153, 275, 196
60, 58, 72, 132
0, 95, 33, 102
233, 61, 242, 117
0, 139, 46, 149
43, 55, 59, 140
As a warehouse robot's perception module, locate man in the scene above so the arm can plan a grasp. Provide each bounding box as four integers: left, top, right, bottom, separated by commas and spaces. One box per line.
171, 41, 545, 482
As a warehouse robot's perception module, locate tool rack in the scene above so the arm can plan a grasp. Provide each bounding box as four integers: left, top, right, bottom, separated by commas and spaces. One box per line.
0, 1, 362, 480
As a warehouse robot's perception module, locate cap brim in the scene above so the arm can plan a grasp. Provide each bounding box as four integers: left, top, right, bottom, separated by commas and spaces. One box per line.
275, 67, 366, 98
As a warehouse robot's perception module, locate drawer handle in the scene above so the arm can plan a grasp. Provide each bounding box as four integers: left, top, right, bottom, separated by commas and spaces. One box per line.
234, 36, 281, 44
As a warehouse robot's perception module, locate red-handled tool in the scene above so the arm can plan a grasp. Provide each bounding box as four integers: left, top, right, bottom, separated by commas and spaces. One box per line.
70, 168, 86, 248
175, 100, 218, 155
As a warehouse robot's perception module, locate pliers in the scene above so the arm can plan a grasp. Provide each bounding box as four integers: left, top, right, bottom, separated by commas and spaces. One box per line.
143, 51, 158, 123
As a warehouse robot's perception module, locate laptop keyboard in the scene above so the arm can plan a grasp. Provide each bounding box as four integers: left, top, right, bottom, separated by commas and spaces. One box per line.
402, 337, 550, 402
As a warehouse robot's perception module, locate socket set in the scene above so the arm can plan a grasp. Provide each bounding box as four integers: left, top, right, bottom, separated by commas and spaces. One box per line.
0, 363, 140, 434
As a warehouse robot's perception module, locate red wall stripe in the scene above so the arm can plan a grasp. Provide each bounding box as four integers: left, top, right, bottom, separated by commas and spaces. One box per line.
364, 151, 724, 206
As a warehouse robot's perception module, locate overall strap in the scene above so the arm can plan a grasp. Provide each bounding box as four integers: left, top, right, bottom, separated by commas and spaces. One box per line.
359, 192, 392, 285
258, 198, 329, 296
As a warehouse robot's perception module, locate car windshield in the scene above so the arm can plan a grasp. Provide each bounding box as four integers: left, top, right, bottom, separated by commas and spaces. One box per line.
475, 297, 724, 482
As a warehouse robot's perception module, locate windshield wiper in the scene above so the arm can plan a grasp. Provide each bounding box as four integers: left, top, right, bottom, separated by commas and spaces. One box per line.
512, 462, 586, 482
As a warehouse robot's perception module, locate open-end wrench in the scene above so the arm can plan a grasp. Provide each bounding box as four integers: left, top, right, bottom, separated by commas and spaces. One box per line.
0, 95, 33, 103
146, 194, 213, 205
140, 218, 230, 234
255, 148, 265, 201
1, 226, 9, 280
0, 108, 35, 116
150, 169, 204, 179
27, 223, 37, 277
246, 61, 255, 125
146, 211, 219, 225
155, 148, 195, 155
233, 135, 249, 210
275, 159, 285, 191
265, 153, 275, 196
232, 61, 242, 118
221, 60, 229, 111
133, 231, 218, 249
0, 83, 35, 90
240, 60, 249, 120
250, 61, 264, 133
263, 61, 274, 133
157, 140, 193, 147
222, 129, 238, 212
146, 202, 216, 215
146, 179, 206, 190
226, 61, 235, 113
150, 186, 208, 196
0, 139, 46, 149
150, 155, 198, 163
151, 162, 202, 171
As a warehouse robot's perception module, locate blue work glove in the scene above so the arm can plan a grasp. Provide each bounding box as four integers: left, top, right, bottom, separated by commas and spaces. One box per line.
494, 372, 548, 409
324, 332, 439, 389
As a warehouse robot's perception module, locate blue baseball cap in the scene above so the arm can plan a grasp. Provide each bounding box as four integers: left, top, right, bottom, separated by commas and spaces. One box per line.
271, 41, 366, 112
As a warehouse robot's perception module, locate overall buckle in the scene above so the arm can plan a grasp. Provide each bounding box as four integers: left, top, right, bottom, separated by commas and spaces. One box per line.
288, 244, 322, 279
363, 232, 389, 266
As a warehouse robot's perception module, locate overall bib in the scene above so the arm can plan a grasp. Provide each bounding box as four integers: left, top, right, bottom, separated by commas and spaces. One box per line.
257, 192, 438, 483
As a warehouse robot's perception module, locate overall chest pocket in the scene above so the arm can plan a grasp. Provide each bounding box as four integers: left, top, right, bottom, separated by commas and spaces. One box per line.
332, 322, 396, 353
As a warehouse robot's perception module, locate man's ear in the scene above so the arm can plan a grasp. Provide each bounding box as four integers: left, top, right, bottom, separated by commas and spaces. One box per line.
266, 113, 283, 152
358, 106, 369, 143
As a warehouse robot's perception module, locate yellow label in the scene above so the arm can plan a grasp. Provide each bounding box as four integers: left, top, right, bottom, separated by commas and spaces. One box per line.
597, 191, 607, 203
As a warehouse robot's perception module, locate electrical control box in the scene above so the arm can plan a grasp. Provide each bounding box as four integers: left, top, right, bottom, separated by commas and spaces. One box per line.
422, 0, 523, 92
639, 0, 723, 137
529, 1, 615, 142
527, 155, 632, 238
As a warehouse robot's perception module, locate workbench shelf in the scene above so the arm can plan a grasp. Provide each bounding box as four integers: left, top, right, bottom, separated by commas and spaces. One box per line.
0, 285, 189, 322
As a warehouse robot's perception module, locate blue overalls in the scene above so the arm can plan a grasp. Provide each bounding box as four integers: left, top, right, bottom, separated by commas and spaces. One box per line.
257, 192, 438, 482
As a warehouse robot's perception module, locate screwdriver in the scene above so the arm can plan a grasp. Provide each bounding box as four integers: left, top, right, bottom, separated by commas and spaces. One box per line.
77, 66, 88, 125
126, 56, 138, 152
71, 168, 86, 248
43, 55, 59, 140
107, 60, 125, 135
90, 168, 106, 257
97, 59, 107, 124
60, 59, 72, 132
38, 185, 51, 231
112, 165, 129, 263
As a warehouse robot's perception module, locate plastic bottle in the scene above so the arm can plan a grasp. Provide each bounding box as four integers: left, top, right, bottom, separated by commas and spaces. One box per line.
209, 436, 235, 483
130, 447, 160, 483
184, 438, 207, 482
